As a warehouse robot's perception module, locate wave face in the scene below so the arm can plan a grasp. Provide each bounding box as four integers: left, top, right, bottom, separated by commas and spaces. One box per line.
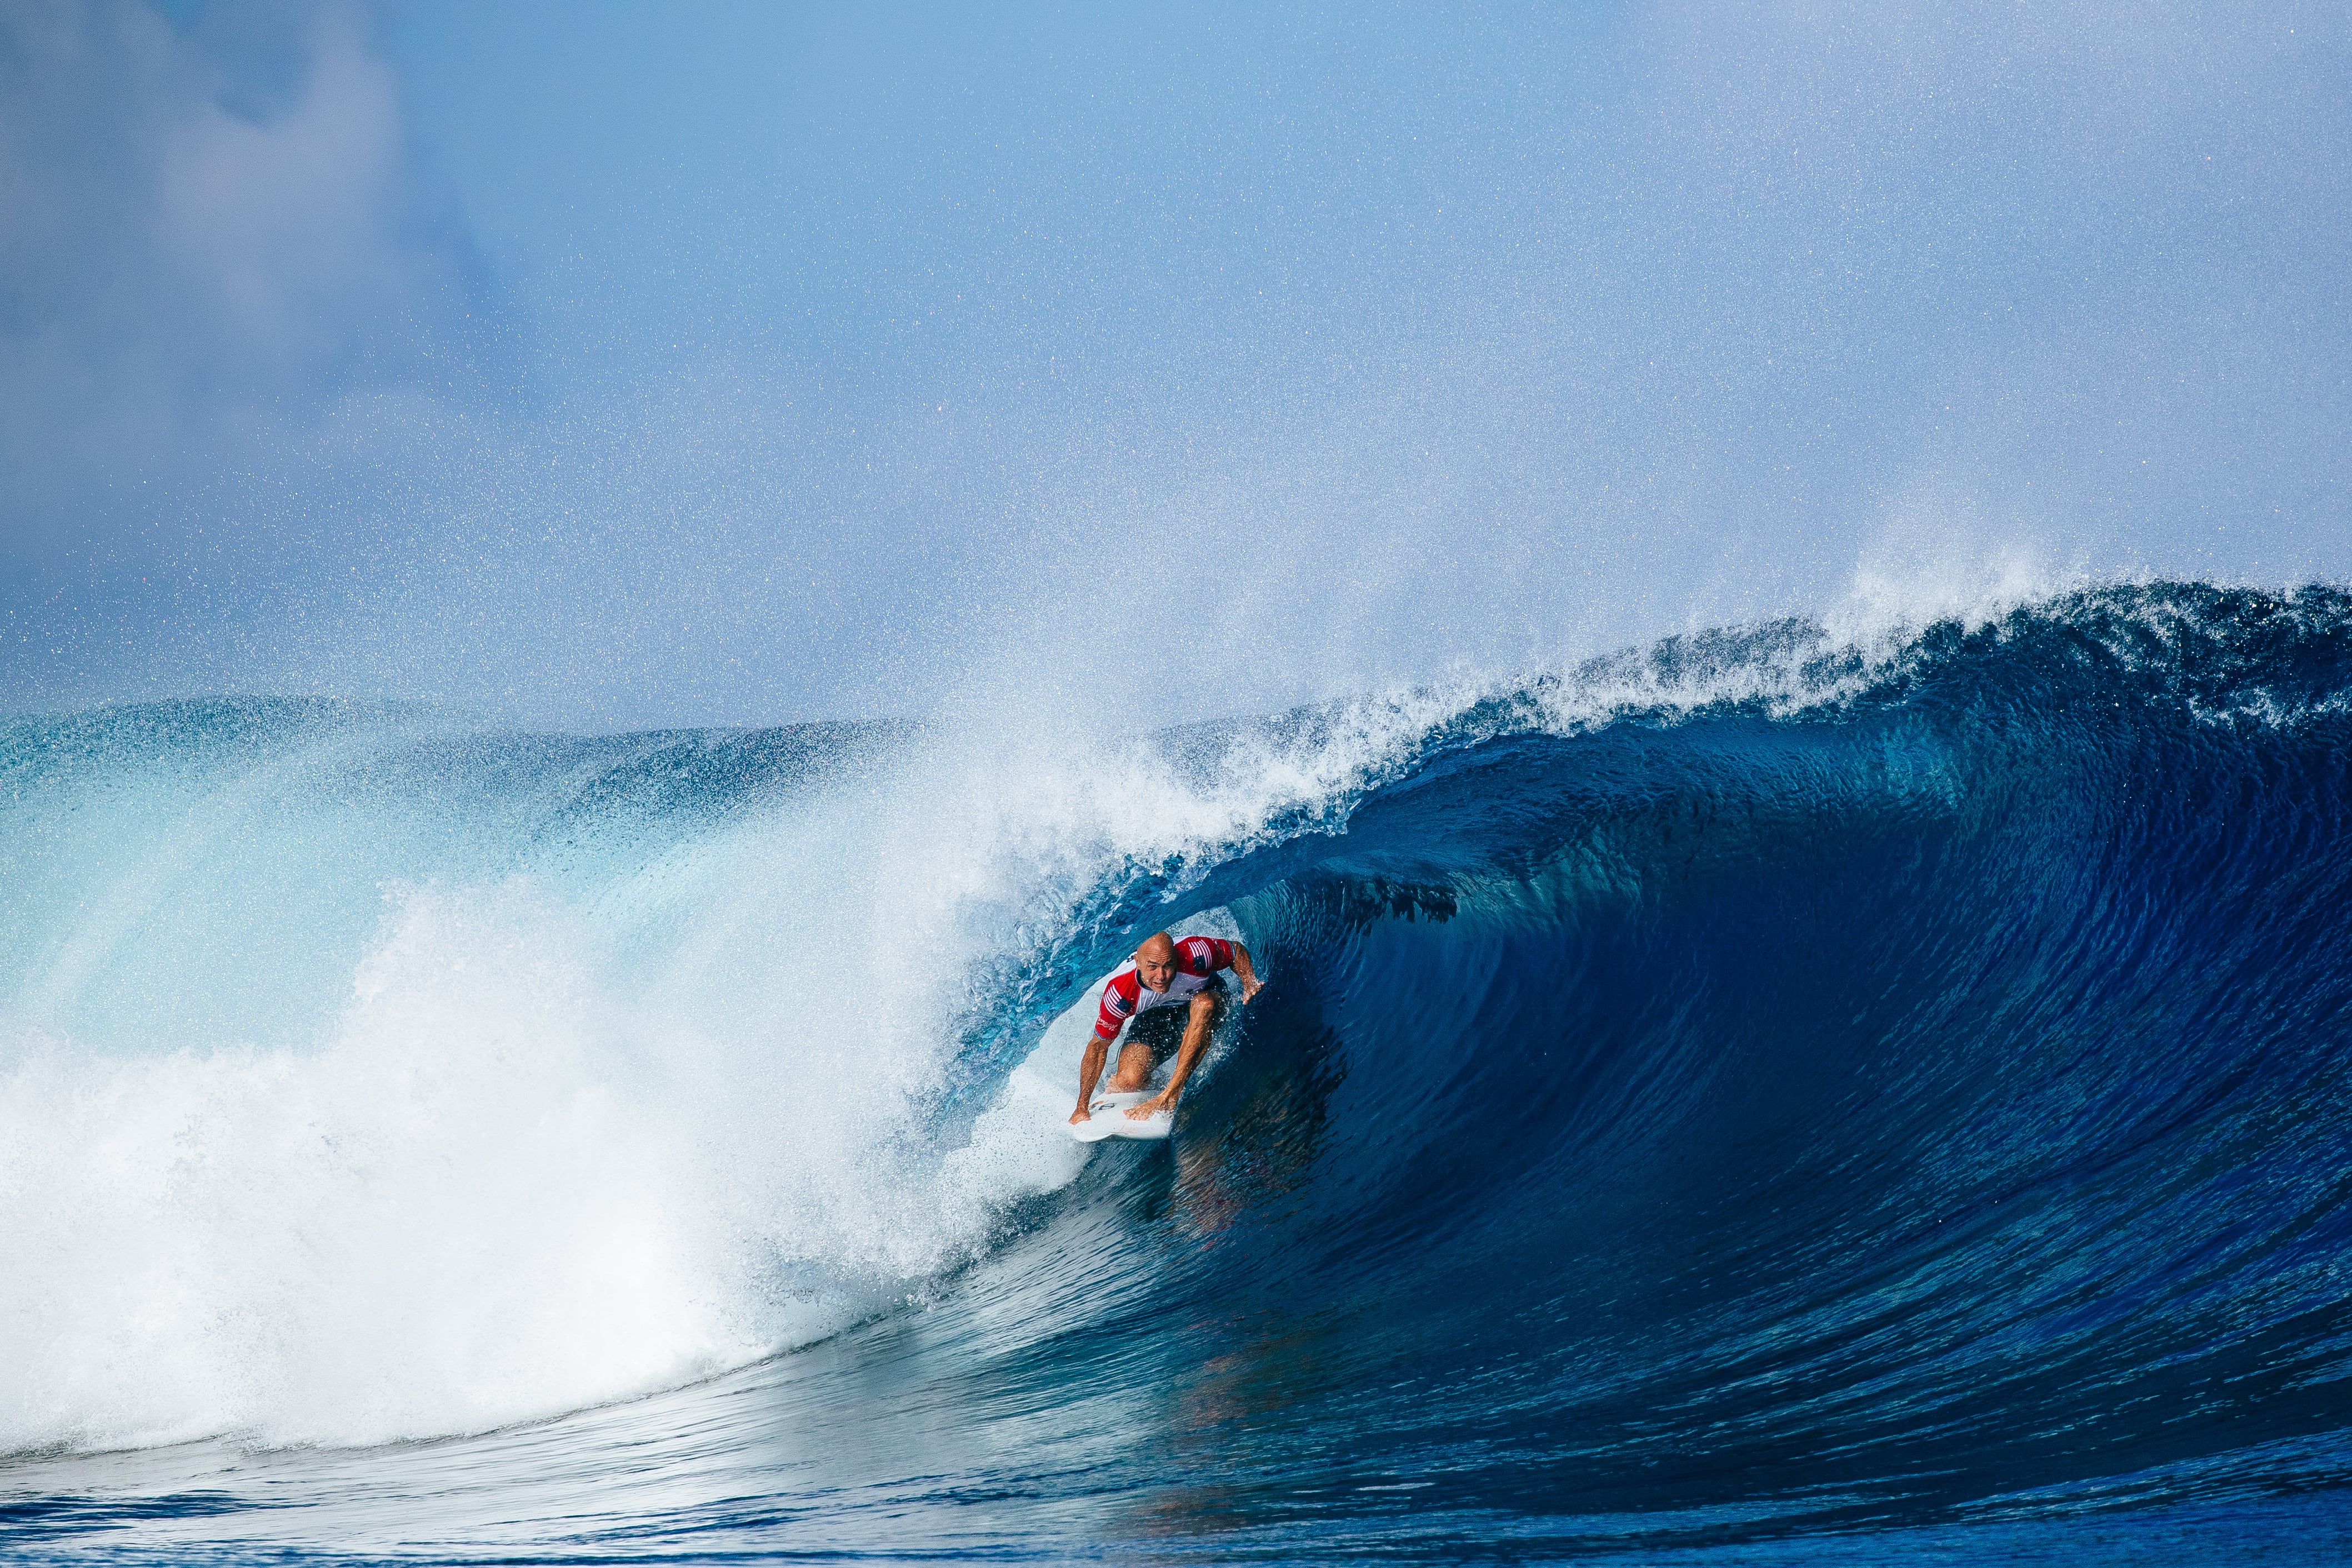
7, 582, 2352, 1562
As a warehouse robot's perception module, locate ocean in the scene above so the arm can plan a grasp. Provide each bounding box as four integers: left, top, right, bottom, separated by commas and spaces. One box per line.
6, 580, 2352, 1563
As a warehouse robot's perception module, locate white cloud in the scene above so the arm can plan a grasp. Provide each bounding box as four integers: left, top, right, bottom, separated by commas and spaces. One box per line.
0, 0, 474, 559
156, 10, 417, 373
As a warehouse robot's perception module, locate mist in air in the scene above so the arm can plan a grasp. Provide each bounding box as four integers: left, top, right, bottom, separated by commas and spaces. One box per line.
4, 0, 2346, 727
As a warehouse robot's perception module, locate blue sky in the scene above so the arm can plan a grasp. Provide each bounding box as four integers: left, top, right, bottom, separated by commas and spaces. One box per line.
4, 1, 2347, 728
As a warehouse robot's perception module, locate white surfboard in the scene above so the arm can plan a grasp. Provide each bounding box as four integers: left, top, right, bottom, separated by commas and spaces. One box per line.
1069, 1089, 1174, 1143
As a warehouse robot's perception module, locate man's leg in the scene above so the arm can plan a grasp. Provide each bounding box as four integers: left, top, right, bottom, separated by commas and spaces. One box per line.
1107, 1006, 1187, 1093
1107, 1037, 1157, 1092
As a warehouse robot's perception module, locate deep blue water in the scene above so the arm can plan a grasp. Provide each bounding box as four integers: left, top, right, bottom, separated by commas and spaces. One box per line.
5, 583, 2352, 1562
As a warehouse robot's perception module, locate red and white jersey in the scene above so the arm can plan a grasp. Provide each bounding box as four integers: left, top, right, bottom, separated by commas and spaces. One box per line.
1091, 936, 1235, 1040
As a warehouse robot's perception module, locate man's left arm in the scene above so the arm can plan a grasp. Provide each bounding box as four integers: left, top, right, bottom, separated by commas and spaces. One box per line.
1134, 991, 1219, 1117
1226, 940, 1263, 1004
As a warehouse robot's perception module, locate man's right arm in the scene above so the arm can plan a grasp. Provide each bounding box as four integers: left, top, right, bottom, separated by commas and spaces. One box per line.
1072, 1028, 1115, 1123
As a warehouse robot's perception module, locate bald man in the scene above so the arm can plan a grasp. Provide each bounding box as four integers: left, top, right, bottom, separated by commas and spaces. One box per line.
1071, 930, 1263, 1125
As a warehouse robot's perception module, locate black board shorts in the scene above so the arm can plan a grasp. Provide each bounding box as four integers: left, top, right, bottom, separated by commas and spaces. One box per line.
1123, 975, 1228, 1053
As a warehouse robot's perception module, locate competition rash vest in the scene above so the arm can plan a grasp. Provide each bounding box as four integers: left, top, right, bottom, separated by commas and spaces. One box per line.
1091, 936, 1236, 1040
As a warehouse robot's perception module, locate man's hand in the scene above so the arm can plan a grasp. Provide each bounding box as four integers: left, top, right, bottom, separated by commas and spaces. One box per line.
1239, 974, 1263, 1003
1126, 1094, 1175, 1120
1070, 1103, 1092, 1125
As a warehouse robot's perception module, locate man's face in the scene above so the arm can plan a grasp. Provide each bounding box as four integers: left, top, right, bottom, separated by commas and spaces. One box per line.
1135, 941, 1178, 993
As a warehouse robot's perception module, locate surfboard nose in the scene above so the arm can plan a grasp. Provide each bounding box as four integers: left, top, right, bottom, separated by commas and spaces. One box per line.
1071, 1091, 1174, 1142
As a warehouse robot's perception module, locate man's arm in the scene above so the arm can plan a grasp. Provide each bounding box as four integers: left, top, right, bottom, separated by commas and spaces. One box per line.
1133, 991, 1220, 1117
1228, 941, 1263, 1004
1072, 1029, 1115, 1123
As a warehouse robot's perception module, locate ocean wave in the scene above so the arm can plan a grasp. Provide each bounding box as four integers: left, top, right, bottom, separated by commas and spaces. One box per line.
6, 582, 2352, 1559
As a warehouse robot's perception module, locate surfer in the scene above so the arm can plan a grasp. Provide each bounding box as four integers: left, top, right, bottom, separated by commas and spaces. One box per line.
1070, 930, 1262, 1124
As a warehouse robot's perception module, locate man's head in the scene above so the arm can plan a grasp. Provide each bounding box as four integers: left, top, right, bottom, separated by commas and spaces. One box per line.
1134, 930, 1179, 993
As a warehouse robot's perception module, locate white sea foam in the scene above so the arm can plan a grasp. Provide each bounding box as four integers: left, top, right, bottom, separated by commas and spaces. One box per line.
0, 700, 1460, 1454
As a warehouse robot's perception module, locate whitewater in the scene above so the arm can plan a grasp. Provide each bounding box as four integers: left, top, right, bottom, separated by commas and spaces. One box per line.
6, 581, 2352, 1563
